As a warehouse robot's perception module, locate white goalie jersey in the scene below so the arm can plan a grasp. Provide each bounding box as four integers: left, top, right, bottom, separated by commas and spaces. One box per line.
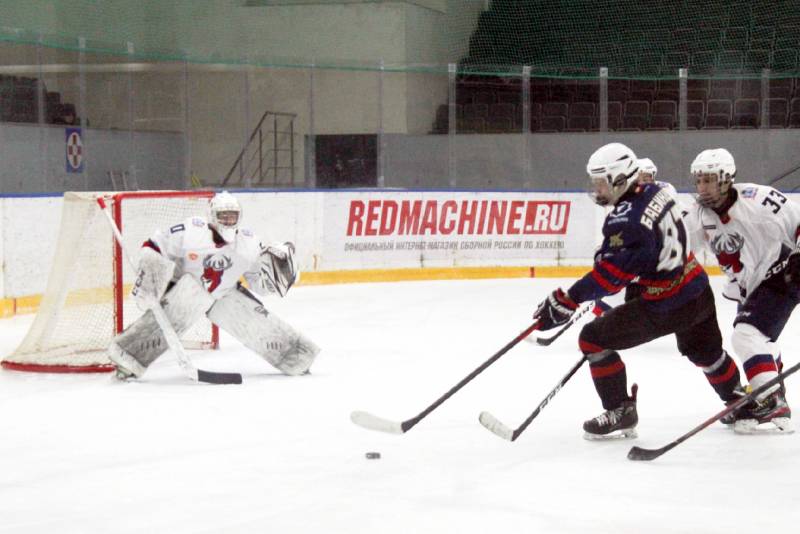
147, 216, 267, 298
684, 183, 800, 301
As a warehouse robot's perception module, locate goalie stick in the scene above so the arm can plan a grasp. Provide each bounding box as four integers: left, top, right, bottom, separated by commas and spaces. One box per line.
628, 359, 800, 461
96, 197, 242, 385
479, 355, 587, 441
351, 302, 593, 434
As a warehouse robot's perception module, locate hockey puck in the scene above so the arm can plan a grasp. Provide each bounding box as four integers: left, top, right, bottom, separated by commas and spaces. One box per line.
365, 452, 381, 460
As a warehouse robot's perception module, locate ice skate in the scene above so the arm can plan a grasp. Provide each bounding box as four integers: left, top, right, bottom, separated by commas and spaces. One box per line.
733, 389, 793, 435
583, 384, 639, 440
720, 384, 748, 426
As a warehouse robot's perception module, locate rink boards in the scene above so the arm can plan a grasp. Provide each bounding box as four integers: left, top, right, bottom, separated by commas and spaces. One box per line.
0, 189, 725, 317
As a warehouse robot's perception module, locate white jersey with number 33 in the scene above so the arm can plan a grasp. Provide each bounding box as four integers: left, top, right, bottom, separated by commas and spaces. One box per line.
684, 183, 800, 301
149, 216, 265, 298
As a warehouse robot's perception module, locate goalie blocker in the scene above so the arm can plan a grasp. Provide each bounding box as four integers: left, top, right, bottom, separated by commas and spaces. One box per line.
110, 275, 319, 378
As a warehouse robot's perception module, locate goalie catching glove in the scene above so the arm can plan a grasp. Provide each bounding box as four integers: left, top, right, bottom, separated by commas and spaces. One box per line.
258, 241, 298, 297
534, 288, 578, 331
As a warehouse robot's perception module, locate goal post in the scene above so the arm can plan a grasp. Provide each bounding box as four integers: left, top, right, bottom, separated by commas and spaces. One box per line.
2, 190, 219, 373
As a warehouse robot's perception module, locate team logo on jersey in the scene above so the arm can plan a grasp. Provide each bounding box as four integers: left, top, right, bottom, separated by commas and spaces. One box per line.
609, 232, 624, 248
608, 201, 632, 222
742, 188, 757, 199
201, 253, 233, 292
192, 217, 205, 227
710, 232, 745, 274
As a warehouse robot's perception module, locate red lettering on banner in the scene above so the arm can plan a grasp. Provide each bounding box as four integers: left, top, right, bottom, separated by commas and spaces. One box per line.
398, 200, 422, 234
440, 200, 457, 234
535, 203, 550, 231
379, 201, 397, 235
477, 200, 488, 234
365, 200, 381, 236
550, 202, 569, 232
420, 201, 437, 235
346, 199, 570, 236
506, 200, 524, 234
487, 201, 507, 234
458, 200, 477, 234
347, 201, 365, 236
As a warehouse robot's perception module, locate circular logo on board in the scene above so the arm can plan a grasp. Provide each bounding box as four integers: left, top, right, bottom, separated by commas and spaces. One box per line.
66, 130, 83, 171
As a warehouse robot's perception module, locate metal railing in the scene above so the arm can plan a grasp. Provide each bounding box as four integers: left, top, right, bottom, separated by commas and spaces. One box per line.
222, 110, 296, 187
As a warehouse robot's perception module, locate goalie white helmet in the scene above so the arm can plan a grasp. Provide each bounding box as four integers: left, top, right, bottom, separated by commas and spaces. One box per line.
637, 157, 658, 184
586, 143, 640, 206
209, 191, 241, 242
691, 148, 736, 208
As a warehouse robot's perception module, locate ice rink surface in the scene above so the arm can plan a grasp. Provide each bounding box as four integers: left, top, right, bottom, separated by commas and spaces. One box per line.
1, 276, 799, 533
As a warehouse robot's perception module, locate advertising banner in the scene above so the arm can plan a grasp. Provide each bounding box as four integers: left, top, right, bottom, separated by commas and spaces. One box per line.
322, 191, 600, 270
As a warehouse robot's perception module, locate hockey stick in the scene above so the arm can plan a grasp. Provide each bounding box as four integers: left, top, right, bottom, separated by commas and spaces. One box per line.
351, 302, 593, 434
628, 360, 800, 461
479, 355, 587, 441
350, 321, 543, 434
96, 197, 242, 385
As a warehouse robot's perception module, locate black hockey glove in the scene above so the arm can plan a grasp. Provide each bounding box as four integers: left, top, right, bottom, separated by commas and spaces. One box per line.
534, 288, 578, 331
785, 249, 800, 286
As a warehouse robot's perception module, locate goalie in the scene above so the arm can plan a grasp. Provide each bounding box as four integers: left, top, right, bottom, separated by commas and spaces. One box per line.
109, 191, 319, 380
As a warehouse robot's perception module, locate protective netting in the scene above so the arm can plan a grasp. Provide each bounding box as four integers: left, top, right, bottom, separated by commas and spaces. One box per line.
1, 1, 800, 194
1, 1, 799, 77
3, 191, 217, 372
460, 0, 800, 77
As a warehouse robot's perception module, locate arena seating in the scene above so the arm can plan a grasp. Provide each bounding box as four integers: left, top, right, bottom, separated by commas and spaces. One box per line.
432, 1, 800, 133
0, 75, 77, 125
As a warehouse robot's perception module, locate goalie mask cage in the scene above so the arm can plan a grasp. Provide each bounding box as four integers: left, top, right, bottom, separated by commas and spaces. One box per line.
2, 191, 220, 373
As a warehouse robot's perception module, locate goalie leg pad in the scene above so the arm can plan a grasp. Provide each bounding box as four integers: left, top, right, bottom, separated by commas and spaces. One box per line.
161, 274, 216, 334
108, 274, 214, 378
207, 286, 319, 375
109, 309, 167, 378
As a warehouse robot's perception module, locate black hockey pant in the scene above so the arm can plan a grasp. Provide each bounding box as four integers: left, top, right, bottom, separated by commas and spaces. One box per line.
578, 285, 741, 410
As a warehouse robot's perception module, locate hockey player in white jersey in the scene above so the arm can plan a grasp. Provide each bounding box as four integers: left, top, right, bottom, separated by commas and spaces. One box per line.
109, 191, 319, 380
685, 148, 800, 433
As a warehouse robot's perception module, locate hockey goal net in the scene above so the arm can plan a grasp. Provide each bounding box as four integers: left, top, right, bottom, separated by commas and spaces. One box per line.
2, 191, 219, 373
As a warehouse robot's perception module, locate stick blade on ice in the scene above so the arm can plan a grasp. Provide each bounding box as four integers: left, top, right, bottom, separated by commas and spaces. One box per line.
478, 411, 514, 441
350, 410, 405, 434
627, 445, 668, 462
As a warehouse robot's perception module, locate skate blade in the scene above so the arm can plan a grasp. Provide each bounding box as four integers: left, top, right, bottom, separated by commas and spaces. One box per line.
583, 428, 638, 441
733, 417, 794, 435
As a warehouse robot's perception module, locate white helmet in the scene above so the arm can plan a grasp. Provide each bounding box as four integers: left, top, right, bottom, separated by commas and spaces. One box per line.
586, 143, 640, 206
637, 157, 657, 183
209, 191, 241, 242
691, 148, 736, 207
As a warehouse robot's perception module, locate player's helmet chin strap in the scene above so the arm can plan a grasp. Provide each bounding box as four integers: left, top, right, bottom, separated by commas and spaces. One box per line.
609, 168, 639, 204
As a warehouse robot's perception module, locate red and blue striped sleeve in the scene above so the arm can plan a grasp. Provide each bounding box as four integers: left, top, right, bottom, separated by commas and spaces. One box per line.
568, 245, 650, 303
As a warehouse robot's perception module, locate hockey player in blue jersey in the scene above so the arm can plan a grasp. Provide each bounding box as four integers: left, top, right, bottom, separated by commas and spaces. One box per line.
533, 143, 743, 439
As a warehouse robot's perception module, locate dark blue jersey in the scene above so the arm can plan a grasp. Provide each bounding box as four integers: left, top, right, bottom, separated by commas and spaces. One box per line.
569, 183, 708, 311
